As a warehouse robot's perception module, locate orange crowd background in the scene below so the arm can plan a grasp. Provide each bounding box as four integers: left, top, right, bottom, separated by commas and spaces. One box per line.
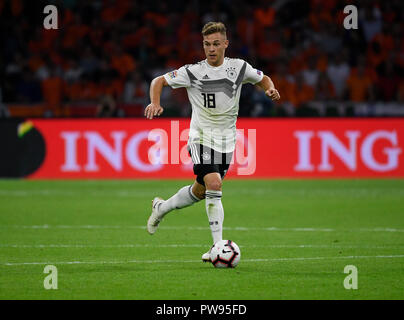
1, 0, 403, 117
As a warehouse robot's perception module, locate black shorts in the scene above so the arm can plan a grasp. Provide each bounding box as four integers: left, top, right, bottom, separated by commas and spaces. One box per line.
187, 143, 233, 186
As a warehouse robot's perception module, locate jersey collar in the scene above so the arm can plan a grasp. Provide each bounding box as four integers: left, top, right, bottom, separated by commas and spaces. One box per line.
205, 58, 227, 70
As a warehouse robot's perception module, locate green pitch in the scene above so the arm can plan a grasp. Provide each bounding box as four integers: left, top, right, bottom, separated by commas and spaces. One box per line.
0, 179, 403, 300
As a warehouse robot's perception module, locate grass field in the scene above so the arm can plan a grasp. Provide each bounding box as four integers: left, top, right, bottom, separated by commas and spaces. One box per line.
0, 179, 403, 300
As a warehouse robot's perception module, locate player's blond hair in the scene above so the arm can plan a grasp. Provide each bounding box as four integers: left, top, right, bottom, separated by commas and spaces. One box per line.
201, 22, 227, 38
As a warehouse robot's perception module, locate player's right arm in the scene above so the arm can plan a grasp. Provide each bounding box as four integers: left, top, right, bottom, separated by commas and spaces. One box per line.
145, 67, 190, 119
144, 76, 168, 120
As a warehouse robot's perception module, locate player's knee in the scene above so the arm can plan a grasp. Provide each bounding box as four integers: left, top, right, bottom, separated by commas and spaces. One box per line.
205, 178, 222, 191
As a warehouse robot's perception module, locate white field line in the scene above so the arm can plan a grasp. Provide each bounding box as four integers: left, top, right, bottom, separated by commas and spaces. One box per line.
1, 225, 404, 233
0, 225, 334, 232
2, 255, 404, 267
244, 255, 404, 262
1, 244, 404, 249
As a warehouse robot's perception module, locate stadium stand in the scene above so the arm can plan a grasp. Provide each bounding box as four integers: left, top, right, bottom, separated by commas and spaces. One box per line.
1, 0, 403, 117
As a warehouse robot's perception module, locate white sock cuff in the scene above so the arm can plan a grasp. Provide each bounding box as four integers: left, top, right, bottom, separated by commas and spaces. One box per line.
188, 185, 201, 202
205, 190, 222, 199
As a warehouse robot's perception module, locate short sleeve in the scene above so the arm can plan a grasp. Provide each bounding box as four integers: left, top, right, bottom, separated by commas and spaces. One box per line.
242, 62, 264, 85
163, 66, 190, 89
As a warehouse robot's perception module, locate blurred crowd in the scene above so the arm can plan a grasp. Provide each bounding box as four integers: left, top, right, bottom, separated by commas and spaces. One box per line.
1, 0, 403, 117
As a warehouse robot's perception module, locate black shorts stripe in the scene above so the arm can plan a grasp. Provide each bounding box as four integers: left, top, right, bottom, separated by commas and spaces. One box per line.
190, 143, 200, 164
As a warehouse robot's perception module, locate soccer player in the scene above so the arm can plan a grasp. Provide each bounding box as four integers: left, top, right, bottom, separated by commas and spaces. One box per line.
145, 22, 280, 262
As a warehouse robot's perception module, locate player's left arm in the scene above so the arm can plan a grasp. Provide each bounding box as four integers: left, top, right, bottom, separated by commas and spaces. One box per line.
255, 75, 280, 101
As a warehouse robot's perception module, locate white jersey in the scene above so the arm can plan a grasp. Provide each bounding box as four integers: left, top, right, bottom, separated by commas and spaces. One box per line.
163, 57, 263, 153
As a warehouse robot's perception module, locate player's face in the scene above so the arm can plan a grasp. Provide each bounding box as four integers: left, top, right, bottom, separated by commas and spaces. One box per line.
203, 33, 229, 67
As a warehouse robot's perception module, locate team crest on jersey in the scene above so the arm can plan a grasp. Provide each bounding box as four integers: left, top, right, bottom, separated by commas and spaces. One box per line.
167, 70, 178, 79
226, 67, 237, 79
202, 151, 211, 161
257, 70, 262, 76
186, 61, 247, 98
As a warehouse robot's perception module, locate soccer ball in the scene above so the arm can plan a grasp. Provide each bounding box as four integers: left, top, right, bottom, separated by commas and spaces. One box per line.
210, 240, 241, 268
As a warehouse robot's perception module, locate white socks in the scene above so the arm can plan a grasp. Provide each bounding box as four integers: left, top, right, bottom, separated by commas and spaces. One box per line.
157, 185, 224, 245
158, 185, 200, 217
205, 190, 224, 244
